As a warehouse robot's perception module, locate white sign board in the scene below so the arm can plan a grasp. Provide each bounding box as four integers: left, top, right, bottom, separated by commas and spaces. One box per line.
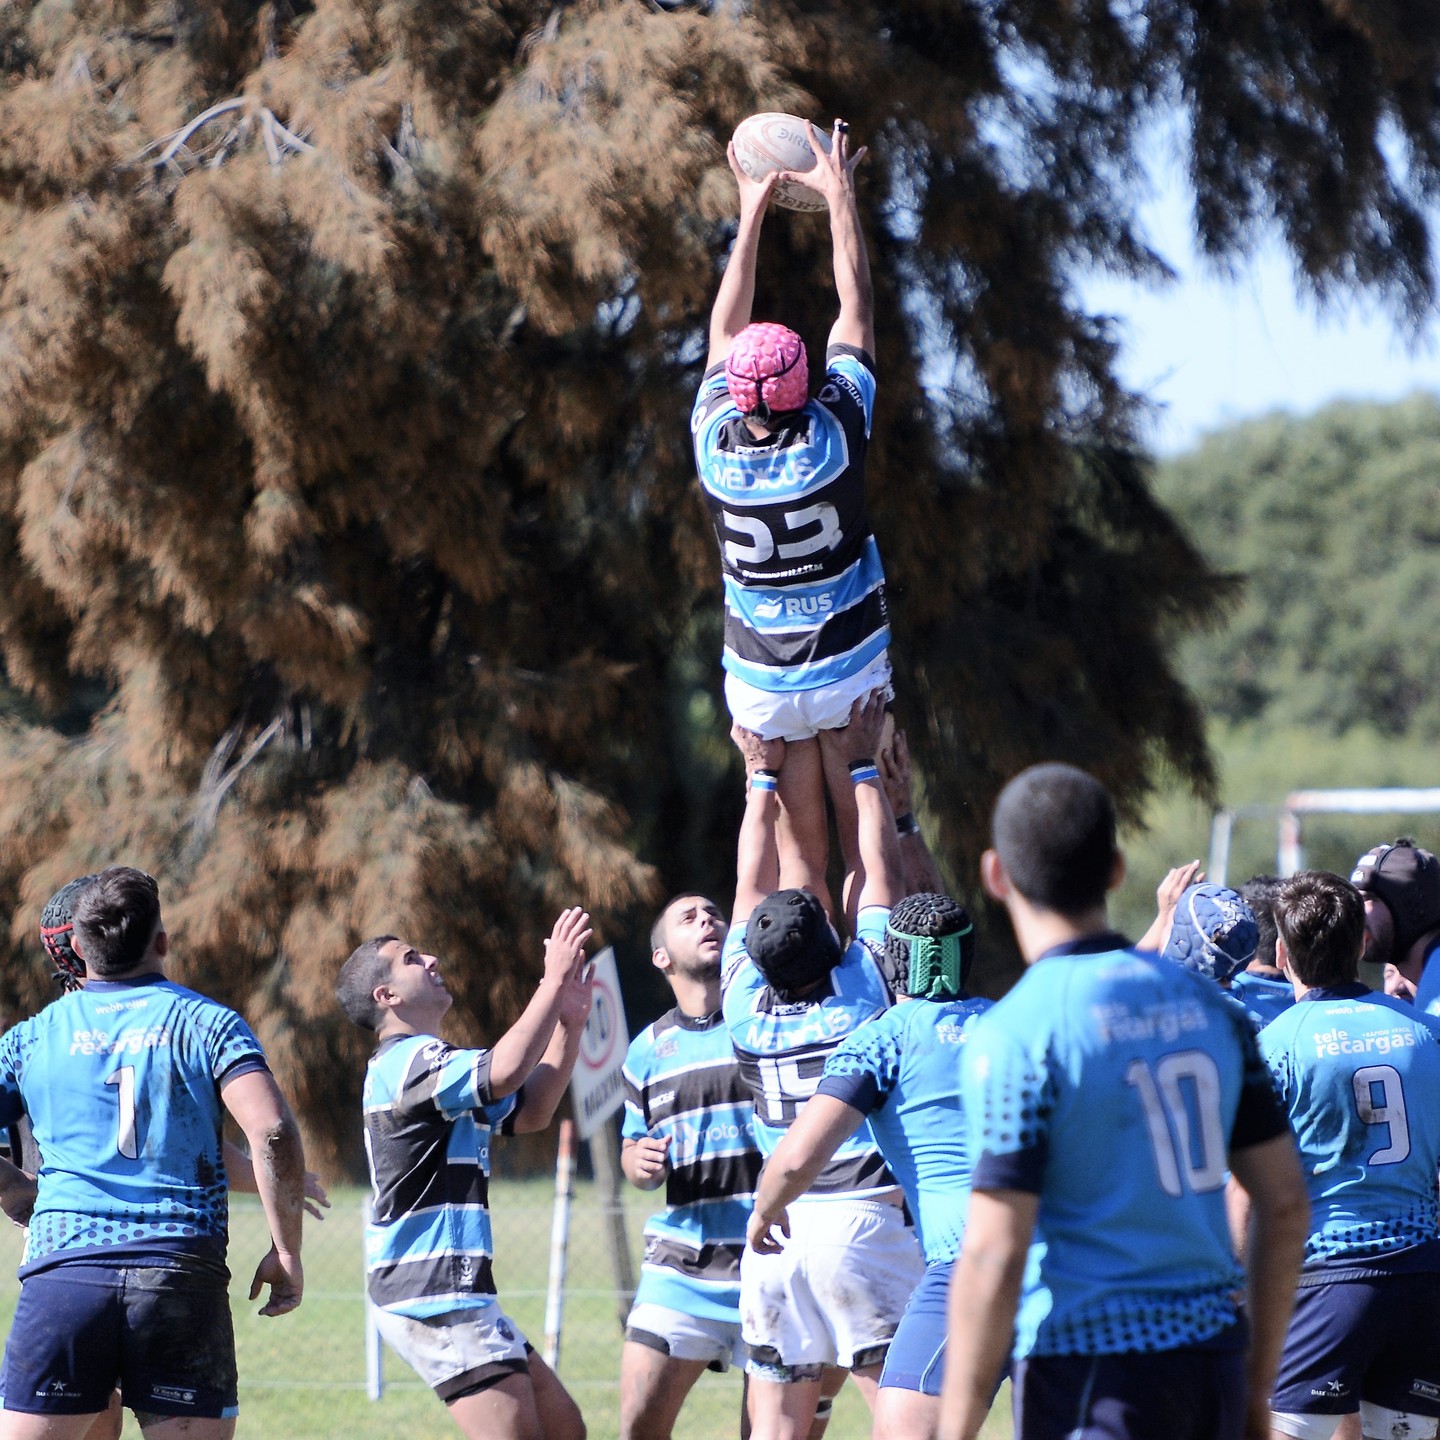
569, 946, 629, 1139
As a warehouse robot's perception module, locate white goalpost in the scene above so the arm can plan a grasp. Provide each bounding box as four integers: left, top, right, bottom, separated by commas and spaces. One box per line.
1208, 788, 1440, 886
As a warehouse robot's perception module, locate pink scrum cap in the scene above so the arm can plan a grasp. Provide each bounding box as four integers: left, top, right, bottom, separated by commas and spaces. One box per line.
725, 323, 809, 419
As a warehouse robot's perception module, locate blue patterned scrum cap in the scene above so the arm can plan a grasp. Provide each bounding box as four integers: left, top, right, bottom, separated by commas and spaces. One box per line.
1163, 883, 1258, 983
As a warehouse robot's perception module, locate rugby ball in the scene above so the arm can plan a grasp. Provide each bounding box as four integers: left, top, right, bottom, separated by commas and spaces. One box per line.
731, 113, 832, 213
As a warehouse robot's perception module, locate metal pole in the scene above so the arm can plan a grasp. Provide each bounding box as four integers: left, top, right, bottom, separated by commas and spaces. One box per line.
544, 1119, 576, 1371
362, 1195, 384, 1401
1278, 809, 1303, 877
1207, 810, 1234, 888
588, 1119, 638, 1327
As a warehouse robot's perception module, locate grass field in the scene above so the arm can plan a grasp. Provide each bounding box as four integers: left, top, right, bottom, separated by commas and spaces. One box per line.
0, 1179, 1012, 1438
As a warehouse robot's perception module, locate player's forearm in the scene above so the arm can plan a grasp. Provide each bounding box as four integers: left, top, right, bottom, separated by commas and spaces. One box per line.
900, 828, 945, 898
488, 976, 569, 1097
1240, 1178, 1308, 1415
938, 1242, 1025, 1440
709, 206, 766, 359
509, 1018, 584, 1133
735, 786, 782, 921
855, 778, 903, 910
0, 1153, 37, 1227
829, 190, 874, 351
248, 1109, 306, 1260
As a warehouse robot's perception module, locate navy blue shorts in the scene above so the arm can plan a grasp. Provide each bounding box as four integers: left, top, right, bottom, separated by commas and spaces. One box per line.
1272, 1271, 1440, 1417
880, 1258, 950, 1395
1014, 1346, 1246, 1440
0, 1260, 238, 1419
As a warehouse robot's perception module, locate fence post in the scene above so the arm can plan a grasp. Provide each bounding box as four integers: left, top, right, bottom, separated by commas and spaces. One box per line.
361, 1195, 384, 1401
544, 1118, 577, 1371
588, 1119, 636, 1326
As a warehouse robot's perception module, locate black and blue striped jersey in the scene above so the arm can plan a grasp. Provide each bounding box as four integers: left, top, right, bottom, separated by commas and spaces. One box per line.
622, 1008, 760, 1320
691, 345, 889, 695
361, 1033, 519, 1318
721, 906, 900, 1200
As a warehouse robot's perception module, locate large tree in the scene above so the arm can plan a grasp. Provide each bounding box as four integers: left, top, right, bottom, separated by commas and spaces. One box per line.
1, 0, 1437, 1169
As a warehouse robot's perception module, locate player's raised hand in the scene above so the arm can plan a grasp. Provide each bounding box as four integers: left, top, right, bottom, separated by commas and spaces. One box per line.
837, 688, 888, 765
777, 118, 866, 212
747, 1202, 791, 1255
557, 954, 597, 1030
731, 722, 785, 782
727, 140, 780, 218
543, 906, 593, 986
879, 726, 915, 817
1156, 860, 1204, 913
249, 1245, 303, 1317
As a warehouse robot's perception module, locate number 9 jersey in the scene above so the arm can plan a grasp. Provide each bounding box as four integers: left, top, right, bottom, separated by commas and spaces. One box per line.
1259, 983, 1440, 1270
691, 346, 889, 696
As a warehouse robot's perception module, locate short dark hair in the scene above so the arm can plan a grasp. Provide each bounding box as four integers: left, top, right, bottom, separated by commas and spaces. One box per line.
1240, 875, 1283, 969
650, 895, 707, 956
1274, 872, 1365, 989
336, 936, 401, 1031
992, 764, 1117, 915
70, 868, 162, 978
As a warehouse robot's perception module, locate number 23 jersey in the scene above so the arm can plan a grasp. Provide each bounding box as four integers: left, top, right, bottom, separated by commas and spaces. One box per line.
691, 345, 889, 695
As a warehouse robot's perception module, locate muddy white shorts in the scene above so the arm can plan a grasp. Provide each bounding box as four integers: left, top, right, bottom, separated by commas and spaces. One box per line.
724, 651, 894, 742
625, 1301, 745, 1372
740, 1197, 923, 1378
371, 1302, 531, 1402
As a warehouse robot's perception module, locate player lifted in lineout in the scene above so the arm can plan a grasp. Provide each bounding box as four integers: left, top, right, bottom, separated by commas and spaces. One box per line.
692, 116, 889, 927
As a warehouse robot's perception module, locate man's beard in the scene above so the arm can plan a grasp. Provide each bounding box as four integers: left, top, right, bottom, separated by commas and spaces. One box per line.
679, 954, 722, 984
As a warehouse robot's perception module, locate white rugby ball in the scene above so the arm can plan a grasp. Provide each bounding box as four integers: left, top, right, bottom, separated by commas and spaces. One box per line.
731, 112, 832, 213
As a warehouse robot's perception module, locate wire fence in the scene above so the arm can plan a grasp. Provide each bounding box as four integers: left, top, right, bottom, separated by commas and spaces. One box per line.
0, 1128, 886, 1440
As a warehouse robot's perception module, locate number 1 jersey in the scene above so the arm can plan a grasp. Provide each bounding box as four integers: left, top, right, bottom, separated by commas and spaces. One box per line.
691, 345, 889, 695
0, 976, 269, 1275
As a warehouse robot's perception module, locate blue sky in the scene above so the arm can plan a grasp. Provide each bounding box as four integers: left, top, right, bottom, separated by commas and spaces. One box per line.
1078, 155, 1440, 456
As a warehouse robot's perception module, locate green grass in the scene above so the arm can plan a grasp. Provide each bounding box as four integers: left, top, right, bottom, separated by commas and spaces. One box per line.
0, 1180, 1013, 1438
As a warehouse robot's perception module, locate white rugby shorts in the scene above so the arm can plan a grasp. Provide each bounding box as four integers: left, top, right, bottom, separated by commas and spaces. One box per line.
372, 1302, 530, 1400
624, 1301, 745, 1371
740, 1197, 923, 1375
724, 651, 894, 742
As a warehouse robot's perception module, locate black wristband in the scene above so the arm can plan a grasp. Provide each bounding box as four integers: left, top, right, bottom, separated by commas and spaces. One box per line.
895, 811, 920, 837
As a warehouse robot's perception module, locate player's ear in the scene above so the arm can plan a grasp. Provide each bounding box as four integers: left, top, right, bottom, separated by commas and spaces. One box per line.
980, 848, 1009, 903
372, 981, 399, 1012
153, 928, 170, 958
1107, 849, 1126, 894
1274, 934, 1292, 976
651, 946, 674, 976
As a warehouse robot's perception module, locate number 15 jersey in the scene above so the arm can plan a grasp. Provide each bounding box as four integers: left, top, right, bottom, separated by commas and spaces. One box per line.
691, 345, 889, 696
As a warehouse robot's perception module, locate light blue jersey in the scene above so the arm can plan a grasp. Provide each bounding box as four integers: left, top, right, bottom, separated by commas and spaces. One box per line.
361, 1033, 519, 1317
622, 1009, 760, 1321
1406, 938, 1440, 1021
1259, 983, 1440, 1272
692, 347, 889, 694
722, 906, 898, 1198
0, 976, 268, 1275
962, 934, 1289, 1358
816, 994, 993, 1263
1231, 971, 1295, 1028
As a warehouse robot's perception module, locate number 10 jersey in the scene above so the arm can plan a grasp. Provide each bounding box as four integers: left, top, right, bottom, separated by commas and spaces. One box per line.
691, 345, 889, 696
